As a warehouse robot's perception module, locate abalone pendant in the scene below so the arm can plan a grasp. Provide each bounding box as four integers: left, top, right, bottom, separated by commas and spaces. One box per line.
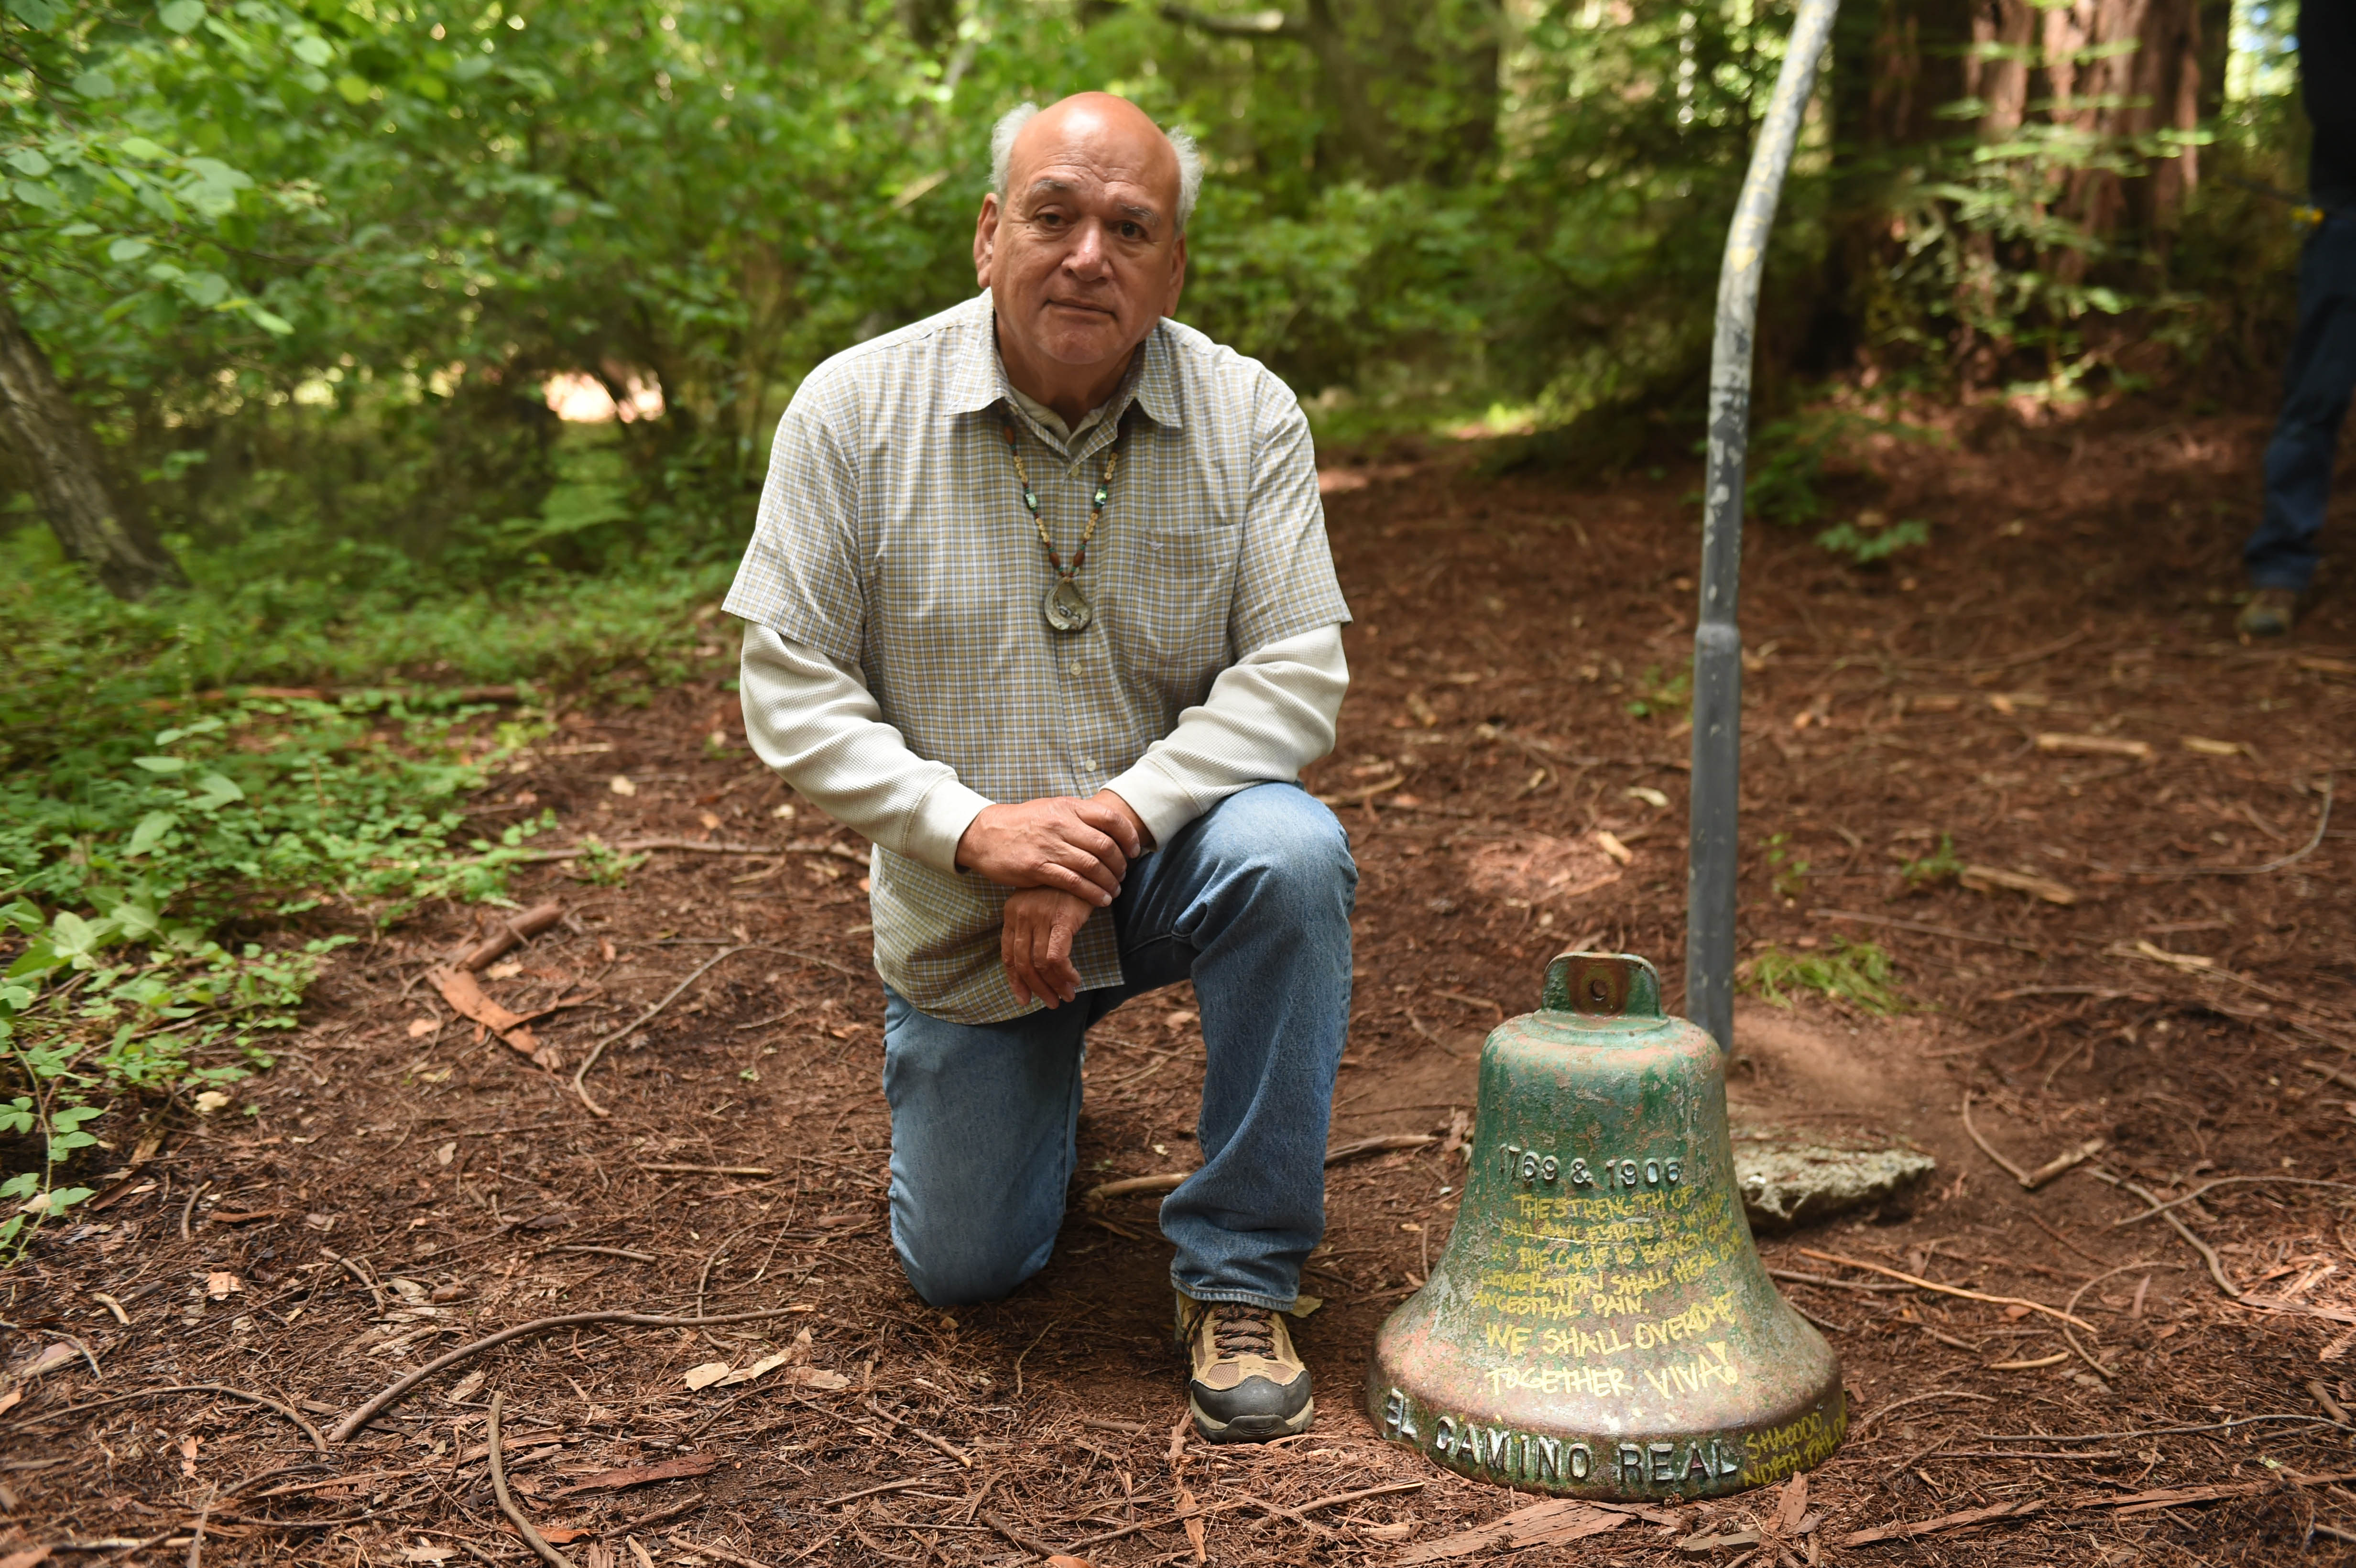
1044, 577, 1093, 633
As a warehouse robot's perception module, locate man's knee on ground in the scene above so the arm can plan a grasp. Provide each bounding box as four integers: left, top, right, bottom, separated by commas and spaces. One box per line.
892, 1210, 1052, 1307
1198, 785, 1356, 904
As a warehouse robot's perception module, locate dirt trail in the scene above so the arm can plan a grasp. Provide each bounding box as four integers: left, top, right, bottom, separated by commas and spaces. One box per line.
8, 412, 2356, 1566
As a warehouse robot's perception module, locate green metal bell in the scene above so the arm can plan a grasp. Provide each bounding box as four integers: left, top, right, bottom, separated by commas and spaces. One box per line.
1364, 952, 1845, 1500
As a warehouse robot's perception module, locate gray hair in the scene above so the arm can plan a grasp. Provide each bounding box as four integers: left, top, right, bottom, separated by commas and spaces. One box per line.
989, 101, 1203, 234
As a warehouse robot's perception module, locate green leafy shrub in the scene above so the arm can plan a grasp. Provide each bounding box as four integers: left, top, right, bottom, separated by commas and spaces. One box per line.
1899, 834, 1964, 888
1741, 939, 1904, 1015
0, 522, 738, 1257
1624, 664, 1692, 722
1760, 832, 1810, 901
1744, 409, 1936, 530
1814, 517, 1930, 566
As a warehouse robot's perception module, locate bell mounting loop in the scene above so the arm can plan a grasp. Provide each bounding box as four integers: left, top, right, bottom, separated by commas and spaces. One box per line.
1542, 951, 1663, 1020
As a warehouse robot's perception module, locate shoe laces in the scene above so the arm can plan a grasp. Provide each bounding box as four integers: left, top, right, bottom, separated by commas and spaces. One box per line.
1203, 1303, 1276, 1359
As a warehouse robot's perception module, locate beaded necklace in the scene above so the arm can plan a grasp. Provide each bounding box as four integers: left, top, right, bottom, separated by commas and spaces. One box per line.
1001, 416, 1123, 633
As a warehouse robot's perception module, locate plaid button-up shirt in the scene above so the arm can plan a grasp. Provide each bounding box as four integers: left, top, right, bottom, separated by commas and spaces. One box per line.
724, 294, 1351, 1024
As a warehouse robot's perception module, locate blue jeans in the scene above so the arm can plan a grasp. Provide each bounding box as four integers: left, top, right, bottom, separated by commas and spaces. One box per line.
2249, 213, 2356, 592
880, 782, 1355, 1312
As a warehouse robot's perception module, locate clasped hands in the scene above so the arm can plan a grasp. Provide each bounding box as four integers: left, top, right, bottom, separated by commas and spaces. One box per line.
955, 790, 1147, 1008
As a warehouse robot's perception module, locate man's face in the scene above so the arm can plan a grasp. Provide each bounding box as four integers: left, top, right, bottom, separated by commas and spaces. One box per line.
974, 99, 1188, 377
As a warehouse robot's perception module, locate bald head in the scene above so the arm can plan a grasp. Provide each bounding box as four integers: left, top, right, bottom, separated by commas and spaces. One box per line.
974, 92, 1193, 425
992, 94, 1202, 235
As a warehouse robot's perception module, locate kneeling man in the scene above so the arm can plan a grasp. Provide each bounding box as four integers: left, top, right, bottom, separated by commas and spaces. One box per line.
727, 93, 1353, 1443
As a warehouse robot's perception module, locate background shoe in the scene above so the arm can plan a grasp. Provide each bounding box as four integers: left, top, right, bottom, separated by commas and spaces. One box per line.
1176, 1293, 1314, 1442
2236, 588, 2298, 638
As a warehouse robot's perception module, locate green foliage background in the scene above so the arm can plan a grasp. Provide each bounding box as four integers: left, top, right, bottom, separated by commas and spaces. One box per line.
0, 0, 2310, 597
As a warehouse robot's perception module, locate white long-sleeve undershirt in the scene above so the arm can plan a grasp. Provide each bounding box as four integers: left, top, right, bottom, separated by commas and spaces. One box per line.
737, 622, 1348, 871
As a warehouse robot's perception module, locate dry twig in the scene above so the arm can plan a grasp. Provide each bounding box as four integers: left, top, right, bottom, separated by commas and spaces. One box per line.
19, 1384, 328, 1456
2106, 1172, 2356, 1228
2057, 1262, 2186, 1381
1794, 1250, 2094, 1329
573, 945, 752, 1116
2090, 772, 2333, 878
1958, 1092, 2102, 1190
330, 1307, 816, 1441
488, 1392, 578, 1568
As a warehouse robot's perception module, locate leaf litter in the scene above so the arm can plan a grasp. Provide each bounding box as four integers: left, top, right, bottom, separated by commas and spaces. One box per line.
6, 422, 2356, 1563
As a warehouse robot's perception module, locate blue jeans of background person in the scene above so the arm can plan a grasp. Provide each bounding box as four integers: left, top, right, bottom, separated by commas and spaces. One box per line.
2249, 213, 2356, 592
880, 782, 1354, 1313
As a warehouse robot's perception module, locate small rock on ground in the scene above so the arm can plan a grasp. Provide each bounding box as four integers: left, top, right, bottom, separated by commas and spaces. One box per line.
1731, 1125, 1935, 1232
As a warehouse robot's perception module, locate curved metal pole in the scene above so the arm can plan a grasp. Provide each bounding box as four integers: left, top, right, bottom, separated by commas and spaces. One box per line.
1685, 0, 1840, 1050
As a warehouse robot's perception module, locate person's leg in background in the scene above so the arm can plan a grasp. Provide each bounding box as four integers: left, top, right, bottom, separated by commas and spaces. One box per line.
1112, 781, 1356, 1439
2245, 213, 2356, 637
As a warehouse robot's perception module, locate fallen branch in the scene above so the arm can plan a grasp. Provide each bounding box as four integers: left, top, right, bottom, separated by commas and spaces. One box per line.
1958, 1091, 2030, 1185
1767, 1267, 1916, 1296
865, 1396, 972, 1469
1976, 1414, 2355, 1443
2089, 772, 2333, 878
498, 837, 866, 866
980, 1510, 1058, 1557
324, 1250, 388, 1318
1900, 623, 2093, 675
1848, 1390, 1996, 1437
457, 901, 566, 974
572, 946, 752, 1117
1794, 1249, 2094, 1330
1840, 1498, 2043, 1547
664, 1537, 777, 1568
543, 1245, 657, 1263
1085, 1172, 1187, 1206
2109, 1172, 2356, 1227
1811, 907, 2040, 953
2071, 1468, 2356, 1518
1958, 865, 2077, 906
637, 1164, 775, 1177
1957, 1094, 2100, 1190
1325, 1132, 1440, 1165
329, 1307, 816, 1442
2083, 1171, 2352, 1324
818, 1478, 942, 1510
488, 1393, 578, 1568
2089, 1168, 2243, 1301
2034, 732, 2151, 762
2021, 1138, 2106, 1189
1086, 1133, 1444, 1207
186, 1486, 212, 1568
2303, 1058, 2356, 1092
2058, 1262, 2187, 1382
12, 1383, 327, 1456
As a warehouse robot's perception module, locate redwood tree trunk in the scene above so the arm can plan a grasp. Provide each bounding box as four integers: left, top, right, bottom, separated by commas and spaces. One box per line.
0, 289, 185, 600
1963, 0, 2210, 245
1806, 0, 1976, 369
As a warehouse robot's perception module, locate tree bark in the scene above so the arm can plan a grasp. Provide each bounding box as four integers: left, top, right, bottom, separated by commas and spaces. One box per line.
1963, 0, 2209, 244
1806, 0, 1976, 369
0, 289, 185, 599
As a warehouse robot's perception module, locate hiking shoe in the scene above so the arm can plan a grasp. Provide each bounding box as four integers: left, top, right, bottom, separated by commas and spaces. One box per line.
2237, 588, 2298, 640
1176, 1293, 1314, 1443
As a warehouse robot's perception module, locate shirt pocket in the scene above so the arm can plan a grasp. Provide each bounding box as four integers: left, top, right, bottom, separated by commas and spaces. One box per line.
1109, 518, 1240, 694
